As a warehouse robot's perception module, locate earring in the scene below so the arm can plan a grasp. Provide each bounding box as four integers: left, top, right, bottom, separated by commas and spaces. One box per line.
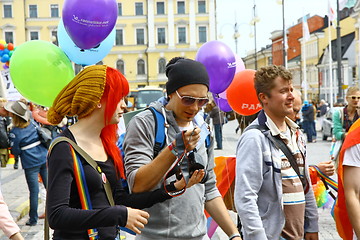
97, 103, 102, 108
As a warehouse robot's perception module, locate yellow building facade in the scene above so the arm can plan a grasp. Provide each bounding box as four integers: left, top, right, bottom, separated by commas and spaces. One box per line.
0, 0, 216, 89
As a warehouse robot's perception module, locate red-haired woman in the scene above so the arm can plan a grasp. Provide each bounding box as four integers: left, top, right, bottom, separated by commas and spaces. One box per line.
46, 66, 201, 240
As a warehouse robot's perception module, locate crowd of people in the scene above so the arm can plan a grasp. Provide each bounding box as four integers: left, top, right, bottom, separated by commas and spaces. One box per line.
0, 60, 359, 240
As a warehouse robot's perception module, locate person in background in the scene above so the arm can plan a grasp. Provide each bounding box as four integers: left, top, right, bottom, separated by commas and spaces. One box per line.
302, 100, 315, 143
0, 98, 10, 169
235, 65, 318, 240
317, 99, 329, 130
209, 101, 225, 150
334, 118, 360, 240
311, 100, 318, 142
5, 100, 47, 226
124, 57, 241, 240
332, 86, 360, 141
290, 90, 335, 176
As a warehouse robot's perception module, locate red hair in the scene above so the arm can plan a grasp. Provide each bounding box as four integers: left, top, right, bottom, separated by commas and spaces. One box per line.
100, 67, 129, 179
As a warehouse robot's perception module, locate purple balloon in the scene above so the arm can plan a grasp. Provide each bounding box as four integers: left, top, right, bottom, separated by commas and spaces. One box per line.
62, 0, 118, 49
213, 92, 232, 112
2, 64, 8, 69
196, 41, 236, 94
235, 54, 245, 73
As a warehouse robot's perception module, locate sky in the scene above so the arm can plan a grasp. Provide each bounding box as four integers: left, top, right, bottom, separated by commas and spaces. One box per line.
216, 0, 341, 57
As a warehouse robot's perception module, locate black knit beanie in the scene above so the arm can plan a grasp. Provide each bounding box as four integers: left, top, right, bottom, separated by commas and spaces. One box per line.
165, 58, 209, 96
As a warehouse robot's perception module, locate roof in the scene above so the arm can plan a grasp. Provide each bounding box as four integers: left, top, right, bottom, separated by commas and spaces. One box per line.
318, 32, 355, 64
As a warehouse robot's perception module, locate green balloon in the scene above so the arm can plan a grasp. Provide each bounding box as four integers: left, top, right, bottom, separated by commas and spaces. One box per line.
9, 40, 74, 107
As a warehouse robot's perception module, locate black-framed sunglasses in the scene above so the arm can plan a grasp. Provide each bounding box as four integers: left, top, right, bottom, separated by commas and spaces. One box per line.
175, 90, 209, 107
349, 95, 360, 100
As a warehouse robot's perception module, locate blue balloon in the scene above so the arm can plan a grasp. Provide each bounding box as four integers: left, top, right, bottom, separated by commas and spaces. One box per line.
0, 50, 3, 57
57, 19, 115, 66
3, 49, 9, 55
1, 54, 9, 63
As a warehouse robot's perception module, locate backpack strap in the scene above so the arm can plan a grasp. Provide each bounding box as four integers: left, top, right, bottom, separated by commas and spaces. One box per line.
245, 124, 309, 192
148, 107, 166, 157
49, 137, 115, 206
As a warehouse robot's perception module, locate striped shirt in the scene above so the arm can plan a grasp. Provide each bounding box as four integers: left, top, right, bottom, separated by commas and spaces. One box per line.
266, 115, 305, 240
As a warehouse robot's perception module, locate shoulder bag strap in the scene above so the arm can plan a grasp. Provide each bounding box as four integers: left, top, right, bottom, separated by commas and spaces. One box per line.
245, 125, 309, 191
50, 137, 115, 206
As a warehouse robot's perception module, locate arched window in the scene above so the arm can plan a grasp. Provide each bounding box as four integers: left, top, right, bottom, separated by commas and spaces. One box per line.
137, 59, 145, 75
158, 58, 166, 74
116, 59, 125, 74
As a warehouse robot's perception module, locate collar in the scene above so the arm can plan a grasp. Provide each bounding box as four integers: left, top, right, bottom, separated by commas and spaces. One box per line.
258, 110, 299, 138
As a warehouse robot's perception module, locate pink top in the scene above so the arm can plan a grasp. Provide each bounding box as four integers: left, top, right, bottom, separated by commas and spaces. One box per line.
0, 192, 20, 238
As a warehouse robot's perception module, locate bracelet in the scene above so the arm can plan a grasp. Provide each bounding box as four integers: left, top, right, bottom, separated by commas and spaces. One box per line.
229, 233, 241, 240
168, 142, 177, 156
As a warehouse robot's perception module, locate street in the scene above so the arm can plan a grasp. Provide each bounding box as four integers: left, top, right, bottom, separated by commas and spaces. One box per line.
0, 119, 341, 240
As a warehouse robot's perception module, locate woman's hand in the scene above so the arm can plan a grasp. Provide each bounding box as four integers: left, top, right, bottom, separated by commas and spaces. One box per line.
173, 169, 205, 190
125, 208, 150, 234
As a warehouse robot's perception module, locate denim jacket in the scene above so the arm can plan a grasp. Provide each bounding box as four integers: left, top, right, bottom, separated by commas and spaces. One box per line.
9, 121, 47, 169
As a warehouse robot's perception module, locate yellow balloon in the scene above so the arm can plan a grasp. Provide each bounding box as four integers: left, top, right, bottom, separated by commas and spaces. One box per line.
0, 39, 6, 45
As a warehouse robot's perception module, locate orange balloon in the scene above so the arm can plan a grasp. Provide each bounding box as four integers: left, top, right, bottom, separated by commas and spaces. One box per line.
7, 43, 14, 51
226, 69, 262, 116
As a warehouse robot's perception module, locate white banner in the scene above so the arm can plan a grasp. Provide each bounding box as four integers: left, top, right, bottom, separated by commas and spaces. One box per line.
0, 69, 23, 101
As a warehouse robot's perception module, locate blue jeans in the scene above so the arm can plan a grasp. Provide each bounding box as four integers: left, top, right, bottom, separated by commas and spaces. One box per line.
302, 120, 312, 142
24, 163, 47, 224
214, 124, 223, 149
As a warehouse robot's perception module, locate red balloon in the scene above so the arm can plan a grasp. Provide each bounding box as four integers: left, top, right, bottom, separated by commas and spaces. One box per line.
7, 43, 14, 51
227, 69, 262, 116
0, 44, 4, 50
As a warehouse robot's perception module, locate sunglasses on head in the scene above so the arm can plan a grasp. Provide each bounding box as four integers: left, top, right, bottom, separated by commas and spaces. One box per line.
175, 90, 209, 107
349, 96, 360, 100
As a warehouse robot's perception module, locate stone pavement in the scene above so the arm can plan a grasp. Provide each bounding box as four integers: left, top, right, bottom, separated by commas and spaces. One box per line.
0, 120, 342, 239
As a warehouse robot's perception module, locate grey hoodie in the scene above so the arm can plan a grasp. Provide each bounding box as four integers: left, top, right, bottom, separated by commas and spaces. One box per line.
123, 101, 220, 239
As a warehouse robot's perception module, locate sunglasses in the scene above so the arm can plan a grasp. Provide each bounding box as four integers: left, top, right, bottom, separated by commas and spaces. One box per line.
175, 90, 209, 107
349, 96, 360, 100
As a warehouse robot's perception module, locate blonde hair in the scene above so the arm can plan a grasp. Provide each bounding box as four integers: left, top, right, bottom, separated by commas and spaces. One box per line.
346, 86, 360, 97
11, 114, 30, 128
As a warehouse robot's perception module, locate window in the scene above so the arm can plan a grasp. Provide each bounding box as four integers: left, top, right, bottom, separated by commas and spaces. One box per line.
198, 26, 206, 43
51, 31, 58, 45
157, 28, 165, 44
135, 2, 143, 15
136, 29, 145, 45
30, 31, 39, 40
157, 2, 165, 14
198, 1, 206, 13
118, 3, 122, 16
50, 4, 59, 18
177, 1, 185, 14
4, 32, 13, 43
158, 58, 166, 74
4, 5, 12, 18
178, 27, 186, 43
117, 60, 125, 74
29, 5, 38, 18
116, 29, 123, 45
137, 59, 145, 75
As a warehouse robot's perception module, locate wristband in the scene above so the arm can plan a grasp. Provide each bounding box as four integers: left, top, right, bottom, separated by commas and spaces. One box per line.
168, 142, 177, 156
229, 233, 241, 240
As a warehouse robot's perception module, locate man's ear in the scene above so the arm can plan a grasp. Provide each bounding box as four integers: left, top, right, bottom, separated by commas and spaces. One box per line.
258, 93, 268, 106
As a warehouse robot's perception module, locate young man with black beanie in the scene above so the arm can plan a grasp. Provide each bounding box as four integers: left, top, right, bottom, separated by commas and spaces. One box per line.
123, 57, 241, 240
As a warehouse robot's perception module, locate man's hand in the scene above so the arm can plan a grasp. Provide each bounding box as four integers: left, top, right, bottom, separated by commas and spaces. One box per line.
183, 128, 200, 152
317, 161, 335, 176
305, 232, 319, 240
